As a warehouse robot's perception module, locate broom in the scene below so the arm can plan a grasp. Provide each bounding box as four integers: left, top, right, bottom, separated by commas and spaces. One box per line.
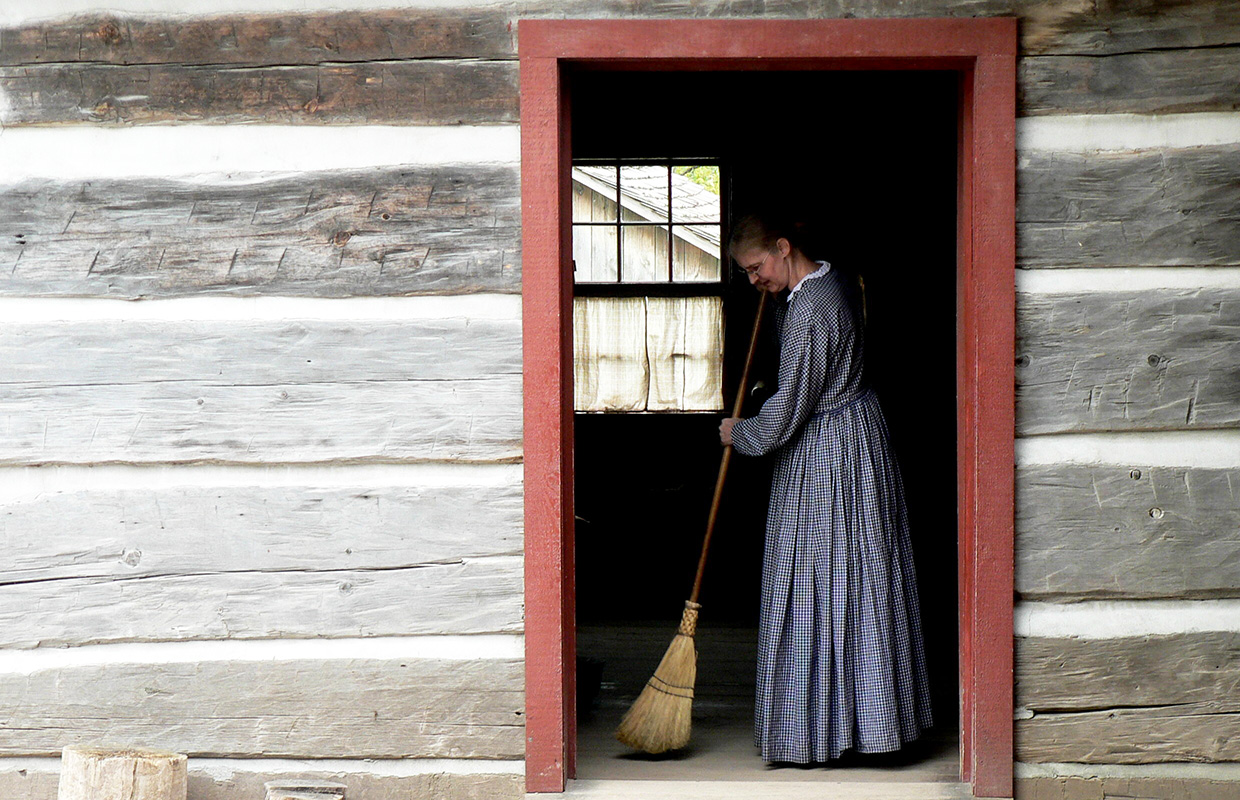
616, 289, 769, 754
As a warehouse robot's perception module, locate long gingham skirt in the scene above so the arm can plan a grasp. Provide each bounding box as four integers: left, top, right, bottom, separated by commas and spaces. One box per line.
754, 390, 932, 763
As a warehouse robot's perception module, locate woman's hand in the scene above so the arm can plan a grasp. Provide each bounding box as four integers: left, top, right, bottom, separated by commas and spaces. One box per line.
719, 417, 740, 446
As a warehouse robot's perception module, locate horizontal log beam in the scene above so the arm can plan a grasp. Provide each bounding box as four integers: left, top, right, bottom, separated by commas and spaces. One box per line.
0, 557, 523, 648
1016, 289, 1240, 434
0, 166, 521, 298
0, 319, 521, 386
0, 11, 517, 65
1018, 145, 1240, 268
3, 1, 1237, 63
1016, 464, 1240, 599
0, 60, 519, 126
0, 318, 521, 464
1017, 703, 1240, 763
1016, 632, 1240, 712
1020, 48, 1240, 116
1, 483, 522, 584
0, 658, 524, 758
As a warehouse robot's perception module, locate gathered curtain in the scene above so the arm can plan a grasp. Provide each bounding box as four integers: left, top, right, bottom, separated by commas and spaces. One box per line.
573, 296, 723, 412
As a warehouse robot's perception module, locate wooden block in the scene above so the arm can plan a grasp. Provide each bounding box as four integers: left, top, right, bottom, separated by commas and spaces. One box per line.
1016, 465, 1240, 599
0, 659, 524, 759
1018, 145, 1240, 268
1016, 289, 1240, 434
0, 166, 521, 299
58, 746, 186, 800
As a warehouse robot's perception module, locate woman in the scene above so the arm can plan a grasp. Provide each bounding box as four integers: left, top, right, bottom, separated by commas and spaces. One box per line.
720, 215, 932, 764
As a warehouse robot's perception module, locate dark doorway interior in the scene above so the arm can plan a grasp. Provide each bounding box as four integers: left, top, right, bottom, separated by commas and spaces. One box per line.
572, 69, 959, 779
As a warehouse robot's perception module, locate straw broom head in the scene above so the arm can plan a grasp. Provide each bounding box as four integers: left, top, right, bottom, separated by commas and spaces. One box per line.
615, 601, 700, 754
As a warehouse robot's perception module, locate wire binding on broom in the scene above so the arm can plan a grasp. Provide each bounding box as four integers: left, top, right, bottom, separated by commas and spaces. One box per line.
615, 601, 700, 754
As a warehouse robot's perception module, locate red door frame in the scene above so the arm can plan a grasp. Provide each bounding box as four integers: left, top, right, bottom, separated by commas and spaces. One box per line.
520, 18, 1016, 798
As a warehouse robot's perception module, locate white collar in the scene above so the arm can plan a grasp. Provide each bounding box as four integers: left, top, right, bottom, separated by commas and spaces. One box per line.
787, 261, 831, 303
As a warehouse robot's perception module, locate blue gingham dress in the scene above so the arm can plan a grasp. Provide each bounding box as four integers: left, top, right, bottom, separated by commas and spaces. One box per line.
730, 264, 932, 763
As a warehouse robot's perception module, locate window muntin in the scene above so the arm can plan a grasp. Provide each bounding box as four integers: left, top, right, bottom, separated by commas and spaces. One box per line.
571, 160, 725, 412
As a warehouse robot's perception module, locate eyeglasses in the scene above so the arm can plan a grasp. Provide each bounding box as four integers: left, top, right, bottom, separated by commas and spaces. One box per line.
737, 247, 776, 278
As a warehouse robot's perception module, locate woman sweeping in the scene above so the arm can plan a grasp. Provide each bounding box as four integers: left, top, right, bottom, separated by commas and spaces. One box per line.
720, 214, 933, 764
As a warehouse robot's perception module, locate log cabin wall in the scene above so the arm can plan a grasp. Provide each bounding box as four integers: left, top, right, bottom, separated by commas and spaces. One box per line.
0, 2, 1236, 799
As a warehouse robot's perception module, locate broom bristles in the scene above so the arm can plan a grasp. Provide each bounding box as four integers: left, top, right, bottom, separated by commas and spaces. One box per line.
615, 601, 700, 754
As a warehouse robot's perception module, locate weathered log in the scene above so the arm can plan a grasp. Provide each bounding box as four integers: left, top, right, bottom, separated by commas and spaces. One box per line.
1018, 145, 1240, 268
58, 746, 186, 800
0, 556, 523, 649
0, 658, 524, 759
1017, 702, 1240, 763
1021, 47, 1240, 116
0, 317, 522, 465
0, 319, 520, 387
0, 166, 521, 298
0, 482, 522, 585
3, 1, 1237, 62
0, 60, 518, 126
1016, 633, 1240, 712
1016, 289, 1240, 434
0, 11, 516, 65
1016, 464, 1240, 600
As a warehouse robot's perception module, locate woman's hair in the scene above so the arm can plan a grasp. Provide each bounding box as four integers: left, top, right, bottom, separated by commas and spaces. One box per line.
728, 212, 819, 260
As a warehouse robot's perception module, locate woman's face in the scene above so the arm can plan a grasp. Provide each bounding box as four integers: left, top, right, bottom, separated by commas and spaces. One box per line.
734, 240, 790, 292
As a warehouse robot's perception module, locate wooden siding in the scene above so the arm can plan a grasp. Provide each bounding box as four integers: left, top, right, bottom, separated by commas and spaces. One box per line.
1017, 465, 1240, 601
2, 2, 1238, 126
0, 658, 524, 758
1016, 289, 1240, 435
0, 319, 522, 464
1017, 633, 1240, 763
1018, 146, 1240, 268
0, 166, 521, 298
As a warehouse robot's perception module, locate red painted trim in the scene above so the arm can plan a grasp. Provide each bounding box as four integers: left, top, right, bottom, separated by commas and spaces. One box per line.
520, 18, 1016, 797
521, 54, 575, 793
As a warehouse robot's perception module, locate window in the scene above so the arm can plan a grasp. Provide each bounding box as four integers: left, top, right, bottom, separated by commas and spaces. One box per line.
572, 160, 725, 412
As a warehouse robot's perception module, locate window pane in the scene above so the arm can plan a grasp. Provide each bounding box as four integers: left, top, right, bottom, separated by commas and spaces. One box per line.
620, 165, 669, 223
646, 296, 724, 411
572, 166, 618, 223
573, 224, 618, 282
672, 225, 722, 282
573, 297, 648, 412
671, 165, 720, 224
621, 223, 668, 283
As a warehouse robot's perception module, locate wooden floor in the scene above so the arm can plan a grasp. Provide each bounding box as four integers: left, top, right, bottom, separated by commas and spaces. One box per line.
573, 624, 966, 794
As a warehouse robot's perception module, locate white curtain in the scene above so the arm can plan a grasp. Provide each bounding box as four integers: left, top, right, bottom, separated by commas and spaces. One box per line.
574, 296, 723, 412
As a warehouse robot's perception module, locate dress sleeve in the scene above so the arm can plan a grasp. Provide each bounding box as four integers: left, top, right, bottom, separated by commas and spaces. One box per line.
730, 303, 834, 457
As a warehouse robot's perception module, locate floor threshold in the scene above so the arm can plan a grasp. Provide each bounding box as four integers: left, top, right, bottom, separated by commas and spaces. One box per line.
533, 778, 983, 799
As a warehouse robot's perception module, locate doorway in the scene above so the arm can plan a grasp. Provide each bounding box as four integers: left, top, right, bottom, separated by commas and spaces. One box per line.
572, 68, 960, 780
521, 18, 1016, 798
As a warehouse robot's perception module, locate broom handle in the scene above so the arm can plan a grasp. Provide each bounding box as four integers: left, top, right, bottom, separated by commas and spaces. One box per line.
689, 289, 768, 605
